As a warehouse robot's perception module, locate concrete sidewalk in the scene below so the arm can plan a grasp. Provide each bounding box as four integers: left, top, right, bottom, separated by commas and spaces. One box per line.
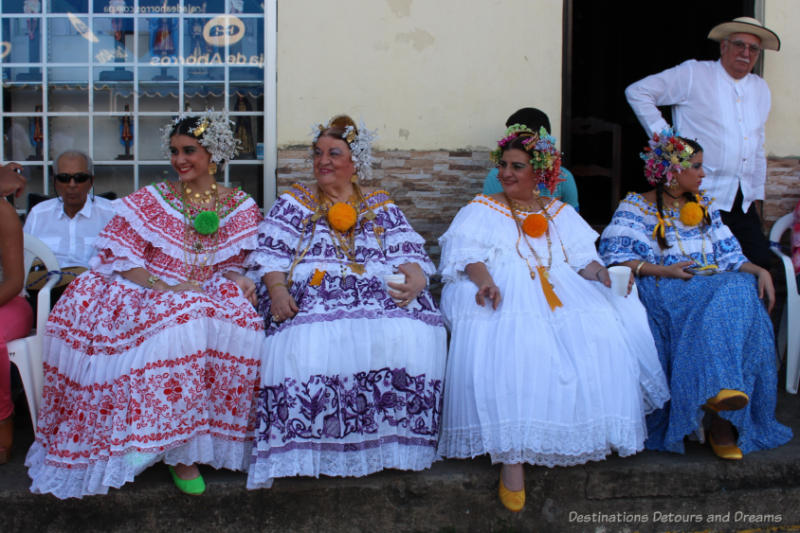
2, 391, 799, 533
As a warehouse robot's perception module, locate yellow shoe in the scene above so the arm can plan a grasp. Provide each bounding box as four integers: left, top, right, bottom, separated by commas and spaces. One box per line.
498, 477, 525, 512
706, 389, 749, 412
709, 434, 743, 460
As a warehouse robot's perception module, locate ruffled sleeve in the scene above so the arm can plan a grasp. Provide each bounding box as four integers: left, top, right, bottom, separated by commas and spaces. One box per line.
245, 187, 311, 279
599, 194, 659, 266
372, 191, 436, 276
90, 183, 261, 280
549, 202, 600, 270
90, 186, 155, 275
438, 198, 505, 283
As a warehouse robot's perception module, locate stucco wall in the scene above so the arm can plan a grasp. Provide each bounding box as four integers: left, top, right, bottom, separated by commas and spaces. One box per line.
765, 1, 800, 158
276, 0, 563, 151
764, 3, 800, 225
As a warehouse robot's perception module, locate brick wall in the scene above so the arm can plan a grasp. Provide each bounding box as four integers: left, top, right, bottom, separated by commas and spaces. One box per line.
277, 150, 800, 263
765, 157, 800, 226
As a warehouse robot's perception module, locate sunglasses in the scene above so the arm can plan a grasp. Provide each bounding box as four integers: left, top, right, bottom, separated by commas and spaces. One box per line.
54, 172, 92, 183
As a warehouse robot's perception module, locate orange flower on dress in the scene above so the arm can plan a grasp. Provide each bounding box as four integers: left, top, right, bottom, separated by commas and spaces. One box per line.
522, 213, 547, 238
309, 269, 326, 286
679, 202, 704, 227
328, 202, 357, 232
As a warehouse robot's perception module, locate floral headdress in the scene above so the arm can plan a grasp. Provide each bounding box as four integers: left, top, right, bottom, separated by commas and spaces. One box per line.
161, 109, 240, 164
311, 116, 377, 180
490, 124, 563, 194
641, 128, 695, 187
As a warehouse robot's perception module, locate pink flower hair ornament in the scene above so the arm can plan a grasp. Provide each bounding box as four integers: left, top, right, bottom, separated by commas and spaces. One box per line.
490, 124, 564, 194
640, 127, 695, 187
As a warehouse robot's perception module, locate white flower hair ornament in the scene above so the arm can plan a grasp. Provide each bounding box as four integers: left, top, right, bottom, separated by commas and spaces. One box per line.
161, 109, 240, 165
311, 118, 377, 180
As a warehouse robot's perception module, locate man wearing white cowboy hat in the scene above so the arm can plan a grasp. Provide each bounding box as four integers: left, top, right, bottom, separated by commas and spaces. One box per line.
625, 17, 781, 269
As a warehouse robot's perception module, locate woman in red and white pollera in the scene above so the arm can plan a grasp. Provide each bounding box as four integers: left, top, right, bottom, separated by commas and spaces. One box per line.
26, 111, 264, 498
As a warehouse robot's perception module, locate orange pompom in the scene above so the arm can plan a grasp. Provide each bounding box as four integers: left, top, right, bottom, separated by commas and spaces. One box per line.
328, 202, 357, 232
521, 213, 547, 238
309, 269, 326, 286
679, 202, 703, 227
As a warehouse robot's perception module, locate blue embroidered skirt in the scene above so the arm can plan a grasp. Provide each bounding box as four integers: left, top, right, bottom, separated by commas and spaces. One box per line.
637, 272, 792, 454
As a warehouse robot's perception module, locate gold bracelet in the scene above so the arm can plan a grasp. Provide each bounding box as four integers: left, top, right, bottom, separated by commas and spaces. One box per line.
268, 282, 287, 292
634, 261, 645, 277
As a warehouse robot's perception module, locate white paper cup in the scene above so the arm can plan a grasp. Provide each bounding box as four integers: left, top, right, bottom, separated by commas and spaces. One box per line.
384, 273, 406, 303
608, 265, 631, 297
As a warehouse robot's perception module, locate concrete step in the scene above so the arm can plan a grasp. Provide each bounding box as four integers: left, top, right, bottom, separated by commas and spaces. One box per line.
2, 391, 800, 533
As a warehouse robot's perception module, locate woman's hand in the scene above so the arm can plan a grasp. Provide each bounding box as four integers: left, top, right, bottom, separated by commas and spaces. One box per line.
387, 263, 427, 307
263, 271, 298, 323
579, 261, 611, 288
268, 287, 298, 323
169, 281, 205, 293
662, 261, 696, 280
756, 269, 775, 313
475, 284, 502, 310
224, 271, 258, 307
740, 262, 775, 313
0, 163, 25, 198
465, 261, 501, 310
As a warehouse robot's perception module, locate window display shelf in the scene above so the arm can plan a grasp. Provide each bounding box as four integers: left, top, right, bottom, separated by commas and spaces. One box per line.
1, 0, 275, 208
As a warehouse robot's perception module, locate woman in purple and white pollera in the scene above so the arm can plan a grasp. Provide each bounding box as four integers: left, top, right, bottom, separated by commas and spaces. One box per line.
245, 114, 447, 488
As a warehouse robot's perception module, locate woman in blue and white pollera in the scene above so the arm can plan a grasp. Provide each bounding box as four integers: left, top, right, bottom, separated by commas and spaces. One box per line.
599, 130, 792, 460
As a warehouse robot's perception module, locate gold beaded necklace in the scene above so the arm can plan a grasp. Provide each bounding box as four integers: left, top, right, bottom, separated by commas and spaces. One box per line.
183, 182, 217, 205
180, 184, 220, 284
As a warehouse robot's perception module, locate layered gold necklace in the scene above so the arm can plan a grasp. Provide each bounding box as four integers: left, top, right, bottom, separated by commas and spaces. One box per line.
181, 184, 220, 284
505, 193, 565, 311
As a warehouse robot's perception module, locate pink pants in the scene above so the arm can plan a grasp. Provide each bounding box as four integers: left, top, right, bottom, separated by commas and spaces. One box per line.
1, 296, 33, 420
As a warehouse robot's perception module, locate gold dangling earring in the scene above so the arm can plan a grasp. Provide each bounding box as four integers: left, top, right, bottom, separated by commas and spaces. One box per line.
350, 173, 358, 184
668, 179, 681, 207
208, 162, 218, 176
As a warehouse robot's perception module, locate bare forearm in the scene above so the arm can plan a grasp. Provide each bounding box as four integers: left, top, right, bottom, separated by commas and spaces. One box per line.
465, 262, 495, 288
739, 262, 764, 276
263, 271, 288, 297
119, 267, 169, 291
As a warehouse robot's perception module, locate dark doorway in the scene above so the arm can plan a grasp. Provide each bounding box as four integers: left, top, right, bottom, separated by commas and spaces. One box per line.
562, 0, 755, 226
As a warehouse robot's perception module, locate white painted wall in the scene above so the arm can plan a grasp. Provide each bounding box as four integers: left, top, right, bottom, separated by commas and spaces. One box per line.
276, 0, 563, 151
764, 1, 800, 157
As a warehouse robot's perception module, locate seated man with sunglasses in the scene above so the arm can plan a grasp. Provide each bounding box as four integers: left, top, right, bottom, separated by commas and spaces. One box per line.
23, 151, 115, 288
625, 17, 781, 270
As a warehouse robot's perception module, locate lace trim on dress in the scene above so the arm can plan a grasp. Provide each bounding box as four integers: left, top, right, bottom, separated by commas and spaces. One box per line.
93, 183, 260, 274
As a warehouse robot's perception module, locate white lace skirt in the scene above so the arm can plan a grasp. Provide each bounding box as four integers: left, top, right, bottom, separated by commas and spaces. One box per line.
437, 262, 668, 467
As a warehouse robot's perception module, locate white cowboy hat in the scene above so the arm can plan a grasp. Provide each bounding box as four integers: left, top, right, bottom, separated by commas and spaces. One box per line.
708, 17, 780, 51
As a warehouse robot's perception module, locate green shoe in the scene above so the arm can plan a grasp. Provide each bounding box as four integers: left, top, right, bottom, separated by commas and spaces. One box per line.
168, 465, 206, 495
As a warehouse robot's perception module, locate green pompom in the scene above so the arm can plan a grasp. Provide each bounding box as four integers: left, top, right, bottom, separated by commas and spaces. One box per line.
194, 210, 219, 235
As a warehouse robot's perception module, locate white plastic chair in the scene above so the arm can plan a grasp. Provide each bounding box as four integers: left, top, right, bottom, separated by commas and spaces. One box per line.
7, 233, 60, 430
769, 213, 800, 394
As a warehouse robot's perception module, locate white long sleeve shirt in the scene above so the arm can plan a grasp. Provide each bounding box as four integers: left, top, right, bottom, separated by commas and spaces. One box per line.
23, 196, 116, 269
625, 59, 770, 212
